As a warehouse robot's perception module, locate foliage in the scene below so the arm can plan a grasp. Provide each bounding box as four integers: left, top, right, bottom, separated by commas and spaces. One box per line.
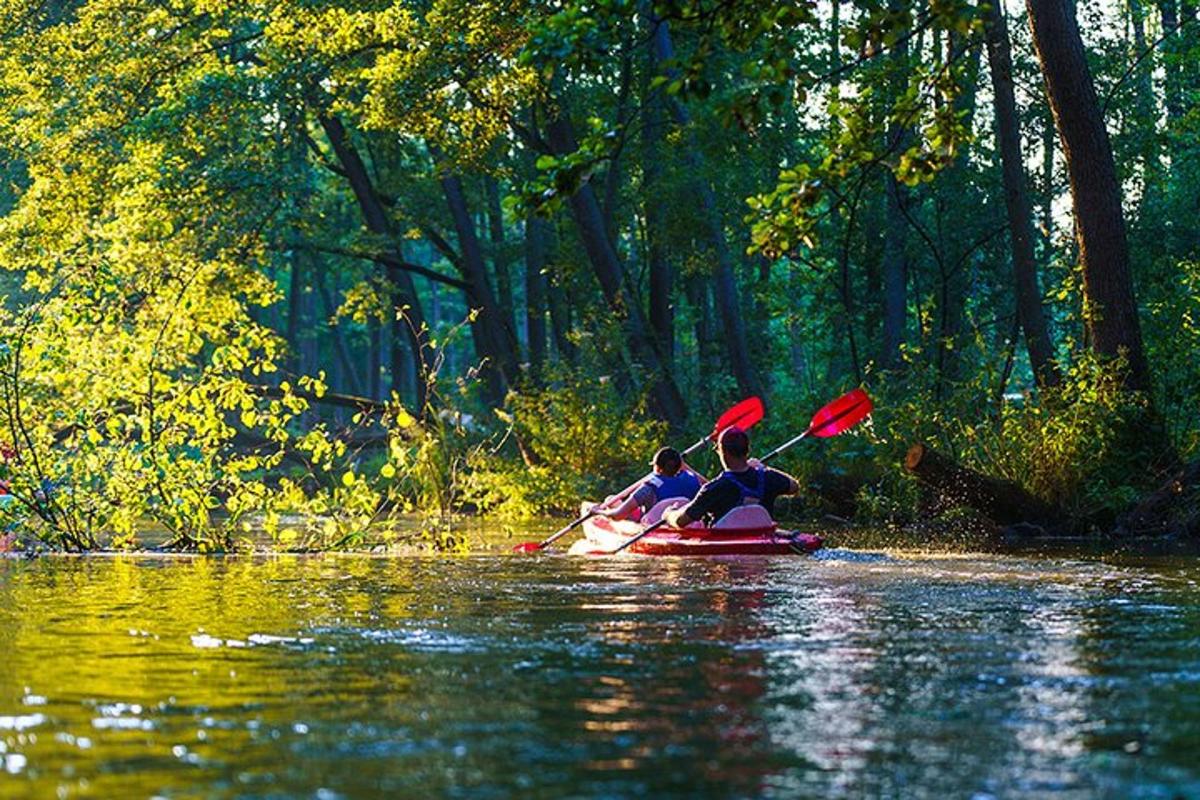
1143, 259, 1200, 455
0, 0, 1196, 550
842, 350, 1166, 524
467, 368, 667, 518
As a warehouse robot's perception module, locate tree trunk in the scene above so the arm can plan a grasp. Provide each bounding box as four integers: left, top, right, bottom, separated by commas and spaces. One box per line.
1116, 458, 1200, 537
368, 316, 382, 400
1159, 0, 1185, 122
985, 0, 1061, 388
687, 274, 718, 386
441, 174, 520, 405
648, 17, 763, 400
932, 34, 984, 391
905, 443, 1068, 528
285, 259, 303, 375
1184, 1, 1199, 95
546, 270, 577, 364
829, 0, 841, 78
314, 268, 366, 398
388, 264, 415, 402
318, 114, 429, 410
639, 30, 674, 363
544, 114, 686, 426
484, 175, 517, 337
1041, 106, 1055, 253
1128, 0, 1161, 210
602, 53, 633, 248
524, 215, 549, 370
1026, 0, 1152, 391
880, 8, 909, 370
880, 175, 908, 368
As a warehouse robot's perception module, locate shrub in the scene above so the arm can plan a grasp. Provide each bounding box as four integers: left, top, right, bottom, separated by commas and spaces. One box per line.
467, 368, 668, 518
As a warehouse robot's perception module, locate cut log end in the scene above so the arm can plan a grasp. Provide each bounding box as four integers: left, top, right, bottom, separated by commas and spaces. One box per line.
904, 443, 927, 472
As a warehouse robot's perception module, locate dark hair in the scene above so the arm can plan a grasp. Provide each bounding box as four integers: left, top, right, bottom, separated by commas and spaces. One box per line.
717, 426, 750, 459
652, 446, 683, 476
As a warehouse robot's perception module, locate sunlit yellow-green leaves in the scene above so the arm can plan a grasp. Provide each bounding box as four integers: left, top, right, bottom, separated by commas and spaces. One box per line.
0, 0, 512, 551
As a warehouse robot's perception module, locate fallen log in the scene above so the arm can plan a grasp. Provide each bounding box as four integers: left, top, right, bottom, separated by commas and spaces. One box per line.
806, 470, 875, 518
248, 384, 390, 414
1114, 459, 1200, 538
904, 443, 1068, 529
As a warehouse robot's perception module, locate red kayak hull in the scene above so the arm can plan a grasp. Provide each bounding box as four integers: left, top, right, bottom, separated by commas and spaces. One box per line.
570, 514, 823, 556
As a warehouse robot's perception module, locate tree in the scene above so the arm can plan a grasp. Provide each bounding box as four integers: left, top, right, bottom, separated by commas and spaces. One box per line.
318, 114, 432, 409
646, 14, 763, 400
1026, 0, 1152, 391
985, 0, 1060, 388
543, 112, 687, 426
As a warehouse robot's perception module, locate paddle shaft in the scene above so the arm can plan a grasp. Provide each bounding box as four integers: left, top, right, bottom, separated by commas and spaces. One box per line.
759, 429, 812, 463
530, 434, 711, 551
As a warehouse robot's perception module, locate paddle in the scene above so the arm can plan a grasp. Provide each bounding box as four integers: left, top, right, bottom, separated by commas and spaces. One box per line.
512, 396, 765, 553
603, 388, 873, 556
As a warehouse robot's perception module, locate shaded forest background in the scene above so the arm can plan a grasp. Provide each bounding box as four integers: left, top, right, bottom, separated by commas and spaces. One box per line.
0, 0, 1197, 550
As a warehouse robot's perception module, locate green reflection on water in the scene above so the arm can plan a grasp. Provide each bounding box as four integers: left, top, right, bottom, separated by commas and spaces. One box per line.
0, 550, 1198, 798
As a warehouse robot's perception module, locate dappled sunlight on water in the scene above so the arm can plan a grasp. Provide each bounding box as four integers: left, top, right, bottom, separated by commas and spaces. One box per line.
0, 549, 1198, 797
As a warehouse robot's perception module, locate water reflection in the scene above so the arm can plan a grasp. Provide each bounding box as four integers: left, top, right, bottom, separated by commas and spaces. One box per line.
0, 552, 1197, 798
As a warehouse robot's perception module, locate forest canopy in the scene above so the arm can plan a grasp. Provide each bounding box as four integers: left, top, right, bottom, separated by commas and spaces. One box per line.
0, 0, 1197, 550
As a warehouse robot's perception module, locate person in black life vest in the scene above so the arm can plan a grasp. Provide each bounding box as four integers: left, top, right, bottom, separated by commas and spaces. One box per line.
663, 426, 800, 527
595, 446, 705, 521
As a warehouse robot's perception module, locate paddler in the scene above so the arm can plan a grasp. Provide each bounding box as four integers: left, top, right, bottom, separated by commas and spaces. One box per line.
594, 446, 704, 521
663, 426, 800, 528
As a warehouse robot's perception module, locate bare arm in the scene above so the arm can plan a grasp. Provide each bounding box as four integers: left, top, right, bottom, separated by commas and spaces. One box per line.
598, 492, 640, 520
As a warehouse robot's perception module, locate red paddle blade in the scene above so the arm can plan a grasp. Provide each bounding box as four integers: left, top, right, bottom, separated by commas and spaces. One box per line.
809, 388, 873, 438
512, 542, 543, 553
710, 396, 765, 439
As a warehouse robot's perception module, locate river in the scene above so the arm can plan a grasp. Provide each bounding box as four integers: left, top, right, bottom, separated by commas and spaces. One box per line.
1, 541, 1198, 798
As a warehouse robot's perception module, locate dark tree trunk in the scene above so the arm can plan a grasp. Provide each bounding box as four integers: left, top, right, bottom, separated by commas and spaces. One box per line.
318, 114, 429, 410
639, 27, 674, 363
285, 259, 303, 375
985, 0, 1061, 388
524, 216, 549, 370
545, 115, 686, 426
546, 270, 577, 364
368, 316, 382, 400
830, 0, 841, 77
441, 174, 521, 405
649, 18, 763, 401
1026, 0, 1152, 390
1128, 0, 1161, 207
905, 443, 1068, 529
880, 8, 909, 370
387, 264, 415, 402
932, 34, 983, 391
1158, 0, 1184, 123
1041, 106, 1055, 254
1116, 458, 1200, 537
1185, 1, 1199, 94
880, 175, 908, 368
484, 175, 517, 336
314, 268, 366, 398
602, 53, 633, 248
687, 274, 718, 386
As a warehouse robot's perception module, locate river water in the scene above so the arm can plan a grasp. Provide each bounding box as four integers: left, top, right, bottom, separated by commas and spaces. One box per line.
1, 543, 1198, 798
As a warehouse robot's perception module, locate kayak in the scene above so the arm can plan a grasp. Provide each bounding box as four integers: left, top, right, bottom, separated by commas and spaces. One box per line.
567, 505, 823, 557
